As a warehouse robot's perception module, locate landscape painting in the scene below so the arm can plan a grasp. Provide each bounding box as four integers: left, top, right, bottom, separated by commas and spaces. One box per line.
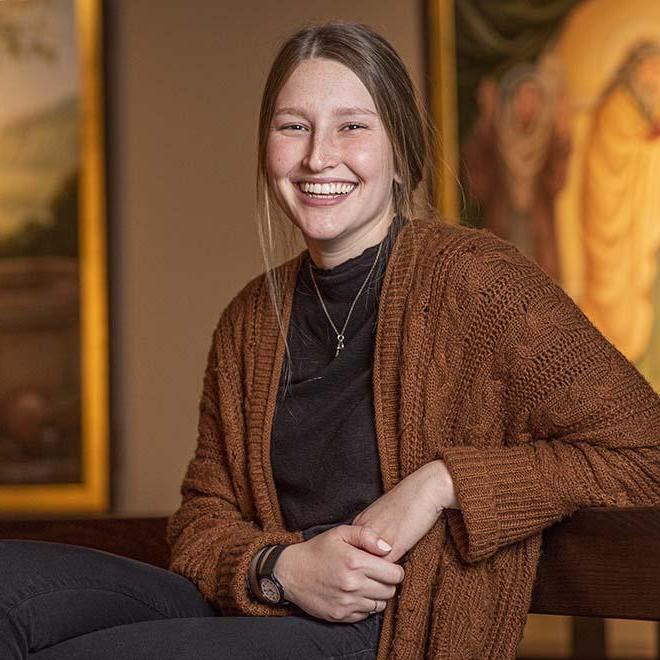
0, 0, 108, 513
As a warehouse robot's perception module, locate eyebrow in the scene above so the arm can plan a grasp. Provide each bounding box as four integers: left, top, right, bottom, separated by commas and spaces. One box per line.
273, 106, 378, 117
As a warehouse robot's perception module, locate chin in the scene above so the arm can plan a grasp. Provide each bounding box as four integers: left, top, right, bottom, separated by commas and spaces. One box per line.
299, 227, 345, 246
292, 212, 349, 241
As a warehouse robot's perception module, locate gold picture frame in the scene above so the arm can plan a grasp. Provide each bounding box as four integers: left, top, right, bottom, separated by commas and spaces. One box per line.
427, 0, 459, 223
0, 0, 109, 513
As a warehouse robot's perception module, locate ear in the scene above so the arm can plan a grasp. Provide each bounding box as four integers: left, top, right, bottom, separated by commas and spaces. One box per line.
394, 172, 403, 185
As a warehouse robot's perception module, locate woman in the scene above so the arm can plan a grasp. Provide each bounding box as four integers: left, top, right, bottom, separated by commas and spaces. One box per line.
2, 21, 659, 660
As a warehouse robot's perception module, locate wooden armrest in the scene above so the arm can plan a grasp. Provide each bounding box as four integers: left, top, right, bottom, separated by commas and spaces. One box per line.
529, 506, 659, 620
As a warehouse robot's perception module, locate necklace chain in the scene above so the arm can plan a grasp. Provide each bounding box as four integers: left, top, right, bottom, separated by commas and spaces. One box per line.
308, 241, 384, 358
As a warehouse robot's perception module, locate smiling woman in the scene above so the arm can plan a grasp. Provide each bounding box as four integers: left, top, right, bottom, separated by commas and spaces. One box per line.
2, 19, 659, 660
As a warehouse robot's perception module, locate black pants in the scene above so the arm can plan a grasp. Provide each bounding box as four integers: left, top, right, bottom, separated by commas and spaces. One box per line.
0, 540, 383, 659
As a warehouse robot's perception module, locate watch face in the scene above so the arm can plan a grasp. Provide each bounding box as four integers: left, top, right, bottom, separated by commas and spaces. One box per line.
259, 577, 280, 603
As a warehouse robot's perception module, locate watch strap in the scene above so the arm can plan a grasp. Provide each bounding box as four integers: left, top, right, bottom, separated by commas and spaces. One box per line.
257, 544, 290, 605
247, 545, 270, 602
261, 544, 287, 576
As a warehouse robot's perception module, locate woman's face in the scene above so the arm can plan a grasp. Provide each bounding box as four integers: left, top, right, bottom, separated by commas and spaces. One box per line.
267, 58, 398, 259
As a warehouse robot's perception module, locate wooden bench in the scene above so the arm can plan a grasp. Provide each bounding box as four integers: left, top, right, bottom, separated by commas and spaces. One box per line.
1, 507, 658, 658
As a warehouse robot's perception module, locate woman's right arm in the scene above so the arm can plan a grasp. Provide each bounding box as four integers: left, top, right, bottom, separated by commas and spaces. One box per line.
166, 316, 304, 618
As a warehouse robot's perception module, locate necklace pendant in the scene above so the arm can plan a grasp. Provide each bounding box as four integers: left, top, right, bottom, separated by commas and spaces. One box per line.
335, 334, 345, 358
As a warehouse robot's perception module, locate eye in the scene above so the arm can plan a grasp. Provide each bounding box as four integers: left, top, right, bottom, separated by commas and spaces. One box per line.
342, 123, 366, 131
279, 123, 308, 132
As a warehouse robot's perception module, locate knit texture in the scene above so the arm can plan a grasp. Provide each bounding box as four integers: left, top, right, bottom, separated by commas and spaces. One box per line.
166, 218, 660, 658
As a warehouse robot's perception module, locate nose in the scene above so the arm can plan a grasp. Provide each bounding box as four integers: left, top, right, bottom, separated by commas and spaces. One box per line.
302, 127, 339, 172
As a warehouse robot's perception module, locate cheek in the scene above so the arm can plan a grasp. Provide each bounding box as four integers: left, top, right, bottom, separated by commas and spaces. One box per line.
267, 137, 303, 178
345, 139, 395, 185
266, 141, 283, 179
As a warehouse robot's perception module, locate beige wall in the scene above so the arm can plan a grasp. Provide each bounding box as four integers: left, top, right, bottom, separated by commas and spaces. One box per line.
106, 1, 424, 514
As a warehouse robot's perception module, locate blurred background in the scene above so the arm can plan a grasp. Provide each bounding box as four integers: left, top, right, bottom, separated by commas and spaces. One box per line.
0, 1, 657, 657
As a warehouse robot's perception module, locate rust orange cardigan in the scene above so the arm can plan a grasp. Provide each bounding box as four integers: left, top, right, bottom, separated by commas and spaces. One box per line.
167, 218, 660, 659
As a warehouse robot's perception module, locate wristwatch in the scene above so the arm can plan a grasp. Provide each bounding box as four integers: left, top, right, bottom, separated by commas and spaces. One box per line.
254, 544, 290, 605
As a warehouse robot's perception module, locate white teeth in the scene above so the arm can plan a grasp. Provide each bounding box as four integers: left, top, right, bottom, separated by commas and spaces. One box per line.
299, 182, 356, 196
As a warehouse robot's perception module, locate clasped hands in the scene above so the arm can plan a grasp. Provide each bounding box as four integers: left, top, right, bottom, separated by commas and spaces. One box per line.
275, 460, 458, 623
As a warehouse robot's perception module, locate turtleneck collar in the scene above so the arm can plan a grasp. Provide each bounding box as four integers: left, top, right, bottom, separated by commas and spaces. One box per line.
301, 215, 406, 304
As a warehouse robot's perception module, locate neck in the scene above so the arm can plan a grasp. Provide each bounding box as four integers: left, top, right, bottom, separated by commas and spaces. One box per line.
306, 211, 395, 270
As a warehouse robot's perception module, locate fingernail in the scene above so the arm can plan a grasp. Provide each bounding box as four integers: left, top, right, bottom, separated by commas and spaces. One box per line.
377, 539, 392, 551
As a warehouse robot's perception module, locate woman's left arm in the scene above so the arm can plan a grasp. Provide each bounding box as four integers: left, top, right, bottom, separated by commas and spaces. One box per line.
354, 237, 660, 566
436, 243, 660, 564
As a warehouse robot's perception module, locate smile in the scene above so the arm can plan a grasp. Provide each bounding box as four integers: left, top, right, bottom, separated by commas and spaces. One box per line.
296, 181, 357, 198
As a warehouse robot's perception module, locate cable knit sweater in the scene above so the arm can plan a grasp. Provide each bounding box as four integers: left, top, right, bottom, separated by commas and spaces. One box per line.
166, 218, 660, 659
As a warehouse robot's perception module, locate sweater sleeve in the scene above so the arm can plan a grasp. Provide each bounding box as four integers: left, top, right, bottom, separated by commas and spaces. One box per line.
166, 314, 304, 616
436, 239, 660, 564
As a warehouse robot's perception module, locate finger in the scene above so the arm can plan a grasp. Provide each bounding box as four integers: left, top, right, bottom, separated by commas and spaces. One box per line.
362, 556, 405, 585
355, 596, 388, 615
360, 576, 398, 601
339, 524, 392, 556
342, 611, 370, 624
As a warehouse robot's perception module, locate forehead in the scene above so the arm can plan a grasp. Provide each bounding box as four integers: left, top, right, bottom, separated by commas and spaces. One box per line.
275, 58, 377, 113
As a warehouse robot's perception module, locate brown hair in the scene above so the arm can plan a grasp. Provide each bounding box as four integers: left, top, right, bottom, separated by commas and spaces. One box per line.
255, 21, 438, 389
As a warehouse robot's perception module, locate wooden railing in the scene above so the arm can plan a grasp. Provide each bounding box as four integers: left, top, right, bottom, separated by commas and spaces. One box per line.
1, 507, 658, 658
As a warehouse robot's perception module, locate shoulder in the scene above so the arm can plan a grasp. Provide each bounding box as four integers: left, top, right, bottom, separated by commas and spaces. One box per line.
407, 218, 538, 287
407, 216, 514, 253
221, 271, 267, 327
213, 253, 301, 344
405, 219, 584, 338
416, 222, 600, 356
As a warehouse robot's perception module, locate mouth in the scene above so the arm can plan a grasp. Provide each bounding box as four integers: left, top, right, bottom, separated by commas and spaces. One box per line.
295, 181, 358, 199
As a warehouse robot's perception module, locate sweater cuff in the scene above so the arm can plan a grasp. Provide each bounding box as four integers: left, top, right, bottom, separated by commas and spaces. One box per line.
435, 444, 561, 563
216, 528, 304, 616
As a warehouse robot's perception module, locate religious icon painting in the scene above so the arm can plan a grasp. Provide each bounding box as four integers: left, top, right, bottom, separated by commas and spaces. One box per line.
0, 0, 109, 513
428, 0, 660, 393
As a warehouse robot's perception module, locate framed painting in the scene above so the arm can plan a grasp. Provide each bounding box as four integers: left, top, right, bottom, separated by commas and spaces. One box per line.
428, 0, 660, 396
0, 0, 108, 513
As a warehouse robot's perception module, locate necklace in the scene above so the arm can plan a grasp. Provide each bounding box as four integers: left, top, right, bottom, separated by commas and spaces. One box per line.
308, 241, 384, 358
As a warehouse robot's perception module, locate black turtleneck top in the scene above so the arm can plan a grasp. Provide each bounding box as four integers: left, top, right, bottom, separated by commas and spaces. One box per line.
270, 216, 404, 541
